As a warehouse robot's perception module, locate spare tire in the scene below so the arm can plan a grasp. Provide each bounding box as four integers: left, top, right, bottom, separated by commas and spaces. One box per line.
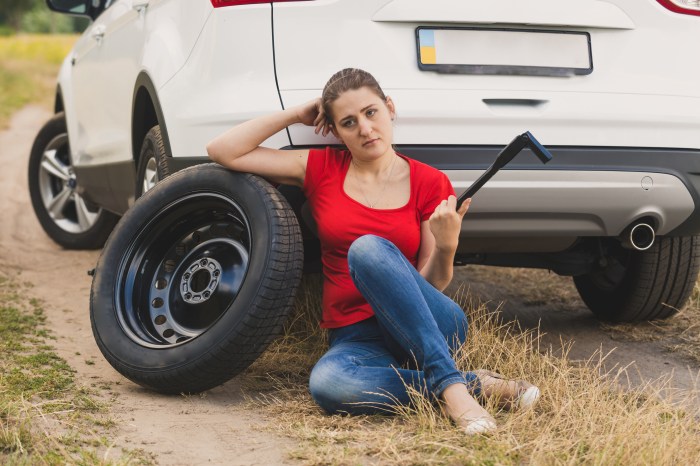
90, 163, 303, 393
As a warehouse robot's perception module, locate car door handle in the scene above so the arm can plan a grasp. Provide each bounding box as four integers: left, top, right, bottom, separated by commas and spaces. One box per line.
91, 25, 106, 41
132, 0, 149, 12
482, 99, 548, 108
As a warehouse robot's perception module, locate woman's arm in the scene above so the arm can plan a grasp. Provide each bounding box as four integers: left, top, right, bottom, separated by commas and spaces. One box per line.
206, 99, 328, 188
417, 196, 471, 291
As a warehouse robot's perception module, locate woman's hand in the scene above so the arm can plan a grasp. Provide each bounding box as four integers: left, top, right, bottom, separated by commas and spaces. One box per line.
294, 98, 333, 136
428, 196, 471, 253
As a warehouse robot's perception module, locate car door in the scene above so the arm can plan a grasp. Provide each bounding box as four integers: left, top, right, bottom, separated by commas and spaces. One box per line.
70, 0, 150, 168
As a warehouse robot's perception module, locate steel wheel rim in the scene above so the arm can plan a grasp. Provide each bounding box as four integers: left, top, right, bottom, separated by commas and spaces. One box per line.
115, 193, 252, 348
37, 133, 101, 233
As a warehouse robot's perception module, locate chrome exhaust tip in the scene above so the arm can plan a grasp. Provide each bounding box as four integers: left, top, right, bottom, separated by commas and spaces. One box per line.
621, 223, 655, 251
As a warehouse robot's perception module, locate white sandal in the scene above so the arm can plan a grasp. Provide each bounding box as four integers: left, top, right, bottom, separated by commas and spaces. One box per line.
473, 369, 541, 411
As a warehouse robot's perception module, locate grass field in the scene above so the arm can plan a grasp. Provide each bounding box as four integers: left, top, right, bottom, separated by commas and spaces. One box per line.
0, 34, 77, 128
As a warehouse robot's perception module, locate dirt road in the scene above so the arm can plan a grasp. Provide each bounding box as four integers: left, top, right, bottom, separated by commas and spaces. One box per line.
1, 106, 698, 464
0, 106, 295, 465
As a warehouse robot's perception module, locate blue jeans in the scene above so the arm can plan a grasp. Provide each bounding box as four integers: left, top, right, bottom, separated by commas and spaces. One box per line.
309, 234, 481, 415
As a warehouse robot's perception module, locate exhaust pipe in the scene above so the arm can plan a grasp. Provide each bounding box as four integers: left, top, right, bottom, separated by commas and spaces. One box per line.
621, 223, 655, 251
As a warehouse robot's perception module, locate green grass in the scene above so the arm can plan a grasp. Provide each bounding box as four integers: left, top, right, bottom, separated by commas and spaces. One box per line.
0, 273, 154, 465
0, 34, 78, 128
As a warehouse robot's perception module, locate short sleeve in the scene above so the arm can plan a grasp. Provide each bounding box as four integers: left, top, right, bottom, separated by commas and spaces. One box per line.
303, 148, 328, 198
417, 166, 455, 222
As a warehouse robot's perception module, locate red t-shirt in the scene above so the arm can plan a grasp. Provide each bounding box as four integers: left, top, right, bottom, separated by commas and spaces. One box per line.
303, 147, 455, 328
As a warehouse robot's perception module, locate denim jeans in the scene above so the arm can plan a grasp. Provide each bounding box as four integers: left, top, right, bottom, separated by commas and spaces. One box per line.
309, 234, 481, 415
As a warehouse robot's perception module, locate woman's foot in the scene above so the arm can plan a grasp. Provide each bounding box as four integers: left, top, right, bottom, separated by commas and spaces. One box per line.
441, 383, 497, 434
473, 369, 540, 411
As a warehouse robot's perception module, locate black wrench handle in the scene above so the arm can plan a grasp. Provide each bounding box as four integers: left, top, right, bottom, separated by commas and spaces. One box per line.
456, 131, 552, 207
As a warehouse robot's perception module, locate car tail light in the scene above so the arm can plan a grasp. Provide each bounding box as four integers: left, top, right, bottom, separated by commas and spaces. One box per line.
656, 0, 700, 16
211, 0, 312, 7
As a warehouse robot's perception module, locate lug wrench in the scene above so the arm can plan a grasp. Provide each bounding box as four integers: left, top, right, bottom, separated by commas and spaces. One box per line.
456, 131, 553, 208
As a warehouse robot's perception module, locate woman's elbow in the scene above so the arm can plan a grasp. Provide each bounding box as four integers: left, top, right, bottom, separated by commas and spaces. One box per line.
206, 140, 222, 163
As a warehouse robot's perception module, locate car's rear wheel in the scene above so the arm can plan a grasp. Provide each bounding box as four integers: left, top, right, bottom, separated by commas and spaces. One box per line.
135, 125, 170, 198
574, 236, 700, 322
28, 112, 119, 249
90, 163, 303, 393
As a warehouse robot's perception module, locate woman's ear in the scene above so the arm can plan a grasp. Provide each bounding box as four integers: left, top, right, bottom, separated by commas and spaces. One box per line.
329, 124, 340, 140
386, 96, 396, 120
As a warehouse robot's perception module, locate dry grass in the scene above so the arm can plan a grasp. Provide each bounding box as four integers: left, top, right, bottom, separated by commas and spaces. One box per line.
0, 34, 77, 128
0, 271, 153, 465
244, 276, 700, 465
601, 282, 700, 363
459, 265, 700, 365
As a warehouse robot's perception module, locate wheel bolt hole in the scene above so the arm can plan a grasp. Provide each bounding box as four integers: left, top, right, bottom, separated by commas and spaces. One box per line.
184, 273, 191, 280
213, 270, 220, 277
200, 259, 208, 266
203, 291, 210, 298
155, 279, 167, 290
154, 315, 166, 325
185, 293, 192, 300
190, 269, 211, 293
152, 297, 164, 308
162, 329, 175, 338
164, 259, 177, 273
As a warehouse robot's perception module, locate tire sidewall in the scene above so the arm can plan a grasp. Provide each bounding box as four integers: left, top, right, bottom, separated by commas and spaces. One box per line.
135, 125, 170, 199
91, 164, 282, 374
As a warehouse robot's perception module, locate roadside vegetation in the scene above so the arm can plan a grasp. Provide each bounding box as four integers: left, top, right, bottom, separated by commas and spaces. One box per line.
465, 266, 700, 365
245, 275, 700, 465
0, 34, 77, 128
0, 272, 152, 465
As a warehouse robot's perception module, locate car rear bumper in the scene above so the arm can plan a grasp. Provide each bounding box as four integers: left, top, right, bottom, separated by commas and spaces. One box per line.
400, 145, 699, 237
168, 145, 700, 239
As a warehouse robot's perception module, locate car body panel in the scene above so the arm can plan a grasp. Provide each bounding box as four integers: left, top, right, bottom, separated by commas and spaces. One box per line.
272, 0, 700, 149
53, 0, 700, 241
158, 4, 289, 159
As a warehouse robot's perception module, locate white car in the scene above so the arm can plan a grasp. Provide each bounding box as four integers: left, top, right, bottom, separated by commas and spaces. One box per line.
28, 0, 700, 392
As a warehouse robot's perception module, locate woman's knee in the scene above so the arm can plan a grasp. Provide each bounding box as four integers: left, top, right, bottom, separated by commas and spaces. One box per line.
309, 357, 361, 414
347, 235, 403, 280
348, 235, 383, 272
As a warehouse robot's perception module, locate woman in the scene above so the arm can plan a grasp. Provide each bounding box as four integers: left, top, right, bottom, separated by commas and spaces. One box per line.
207, 68, 539, 434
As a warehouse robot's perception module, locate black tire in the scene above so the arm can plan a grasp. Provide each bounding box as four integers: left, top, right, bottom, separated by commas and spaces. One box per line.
135, 125, 170, 198
28, 112, 119, 249
574, 236, 700, 322
90, 164, 303, 393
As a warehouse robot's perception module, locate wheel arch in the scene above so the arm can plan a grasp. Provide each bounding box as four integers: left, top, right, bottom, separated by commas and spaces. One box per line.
132, 72, 173, 166
54, 85, 64, 114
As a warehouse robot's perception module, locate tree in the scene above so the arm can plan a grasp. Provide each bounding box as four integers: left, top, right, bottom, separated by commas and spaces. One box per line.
0, 0, 42, 32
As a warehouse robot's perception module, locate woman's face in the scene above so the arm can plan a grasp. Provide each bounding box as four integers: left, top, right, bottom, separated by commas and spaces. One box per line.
329, 86, 396, 161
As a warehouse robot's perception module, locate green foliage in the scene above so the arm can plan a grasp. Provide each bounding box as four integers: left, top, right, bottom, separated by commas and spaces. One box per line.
0, 0, 42, 31
0, 1, 88, 33
0, 66, 38, 127
0, 34, 77, 128
21, 8, 75, 34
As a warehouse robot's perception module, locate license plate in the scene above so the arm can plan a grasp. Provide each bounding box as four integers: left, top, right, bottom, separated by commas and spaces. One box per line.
416, 27, 592, 77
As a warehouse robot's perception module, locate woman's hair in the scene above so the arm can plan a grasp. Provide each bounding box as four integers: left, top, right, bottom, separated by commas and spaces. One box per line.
321, 68, 387, 125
